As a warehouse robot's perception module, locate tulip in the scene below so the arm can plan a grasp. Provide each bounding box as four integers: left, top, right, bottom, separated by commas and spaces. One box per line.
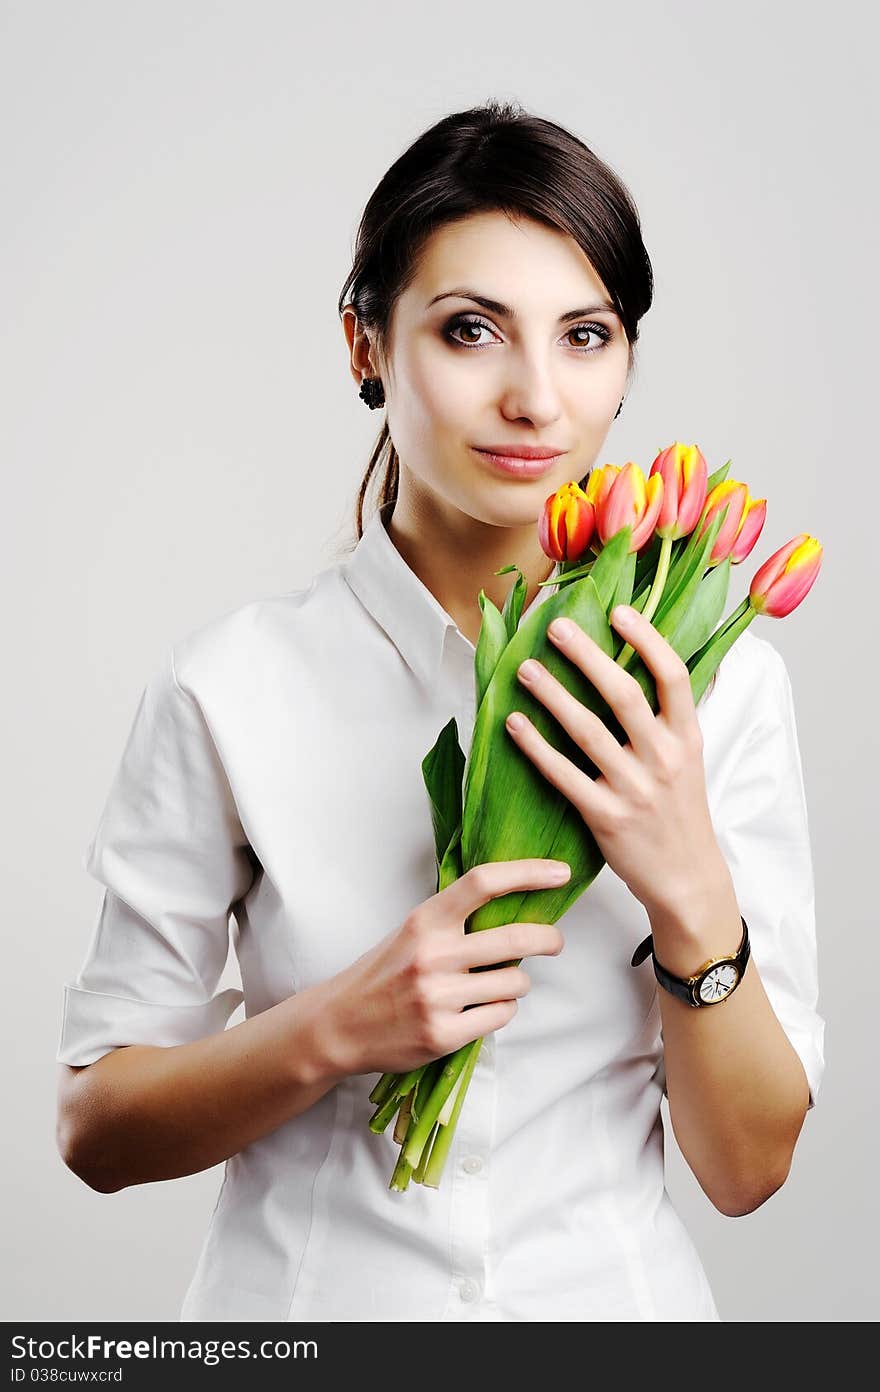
538, 482, 595, 564
749, 534, 823, 616
687, 532, 824, 700
649, 442, 709, 540
589, 462, 664, 552
698, 480, 767, 565
729, 496, 766, 563
584, 461, 665, 665
584, 463, 620, 523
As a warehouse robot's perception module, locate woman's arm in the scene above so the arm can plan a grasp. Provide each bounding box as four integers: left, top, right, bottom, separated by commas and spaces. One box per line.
56, 975, 352, 1193
57, 857, 566, 1194
649, 864, 811, 1218
503, 609, 821, 1218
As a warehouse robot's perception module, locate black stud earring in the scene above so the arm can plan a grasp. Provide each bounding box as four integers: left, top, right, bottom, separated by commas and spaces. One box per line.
614, 397, 625, 419
359, 376, 385, 410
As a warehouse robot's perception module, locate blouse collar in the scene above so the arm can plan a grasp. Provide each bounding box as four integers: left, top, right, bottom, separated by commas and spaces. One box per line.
340, 499, 557, 691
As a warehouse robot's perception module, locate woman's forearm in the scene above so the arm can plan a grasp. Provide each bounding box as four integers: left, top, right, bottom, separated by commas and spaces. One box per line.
56, 977, 354, 1193
648, 854, 811, 1217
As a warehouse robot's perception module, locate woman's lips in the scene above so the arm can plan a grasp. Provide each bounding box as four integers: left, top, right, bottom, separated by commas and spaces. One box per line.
472, 447, 563, 478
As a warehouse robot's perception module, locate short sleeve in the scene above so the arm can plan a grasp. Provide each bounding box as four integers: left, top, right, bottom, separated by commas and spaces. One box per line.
57, 645, 256, 1067
711, 642, 826, 1110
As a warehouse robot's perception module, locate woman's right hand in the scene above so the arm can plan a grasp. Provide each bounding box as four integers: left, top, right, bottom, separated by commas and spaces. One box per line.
325, 859, 570, 1077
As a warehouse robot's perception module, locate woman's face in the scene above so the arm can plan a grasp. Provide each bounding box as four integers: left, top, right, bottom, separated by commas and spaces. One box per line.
372, 210, 631, 528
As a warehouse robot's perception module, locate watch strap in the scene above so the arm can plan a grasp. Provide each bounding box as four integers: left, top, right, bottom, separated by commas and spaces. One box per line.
631, 916, 750, 1007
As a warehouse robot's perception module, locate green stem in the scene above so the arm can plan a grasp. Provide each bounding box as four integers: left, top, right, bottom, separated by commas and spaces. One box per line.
402, 1043, 474, 1169
688, 597, 756, 703
617, 532, 673, 670
393, 1090, 414, 1145
369, 1092, 405, 1135
389, 1149, 414, 1191
412, 1123, 440, 1183
369, 1072, 400, 1106
700, 594, 752, 648
368, 1066, 423, 1134
397, 1073, 440, 1185
413, 1059, 442, 1120
420, 1038, 482, 1188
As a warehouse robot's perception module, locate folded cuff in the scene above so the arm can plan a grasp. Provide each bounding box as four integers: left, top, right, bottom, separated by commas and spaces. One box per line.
56, 983, 245, 1066
779, 1021, 825, 1111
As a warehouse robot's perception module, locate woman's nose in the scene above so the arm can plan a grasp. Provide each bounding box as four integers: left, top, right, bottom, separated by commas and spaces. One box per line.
496, 356, 563, 425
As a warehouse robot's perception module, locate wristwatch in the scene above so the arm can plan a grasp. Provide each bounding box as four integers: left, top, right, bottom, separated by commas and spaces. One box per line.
630, 916, 750, 1007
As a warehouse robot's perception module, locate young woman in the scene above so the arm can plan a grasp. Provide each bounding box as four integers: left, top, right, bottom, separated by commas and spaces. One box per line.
56, 100, 824, 1322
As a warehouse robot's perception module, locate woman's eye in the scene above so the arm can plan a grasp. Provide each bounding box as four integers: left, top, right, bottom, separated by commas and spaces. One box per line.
565, 324, 611, 352
445, 315, 611, 354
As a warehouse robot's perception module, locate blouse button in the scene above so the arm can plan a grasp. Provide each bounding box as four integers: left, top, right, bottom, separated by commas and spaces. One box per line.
459, 1279, 480, 1303
462, 1154, 484, 1174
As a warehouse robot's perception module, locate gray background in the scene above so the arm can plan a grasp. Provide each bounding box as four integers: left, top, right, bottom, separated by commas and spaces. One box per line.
2, 0, 874, 1322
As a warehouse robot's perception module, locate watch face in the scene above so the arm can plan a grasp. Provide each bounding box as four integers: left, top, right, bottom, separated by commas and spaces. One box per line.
697, 961, 740, 1004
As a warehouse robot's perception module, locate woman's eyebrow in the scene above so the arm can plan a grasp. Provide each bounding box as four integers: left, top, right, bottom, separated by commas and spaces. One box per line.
425, 288, 618, 322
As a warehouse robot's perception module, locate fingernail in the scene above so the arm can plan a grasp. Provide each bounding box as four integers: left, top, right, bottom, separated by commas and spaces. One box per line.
549, 618, 575, 641
547, 863, 571, 882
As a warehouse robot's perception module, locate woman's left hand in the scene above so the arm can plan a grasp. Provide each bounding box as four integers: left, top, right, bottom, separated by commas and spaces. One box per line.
505, 604, 723, 919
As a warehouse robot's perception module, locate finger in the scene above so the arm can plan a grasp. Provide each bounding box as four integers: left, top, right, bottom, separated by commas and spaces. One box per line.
445, 999, 518, 1053
546, 614, 656, 755
447, 964, 532, 1009
515, 657, 627, 783
505, 711, 607, 824
460, 921, 564, 969
610, 605, 697, 731
430, 858, 571, 928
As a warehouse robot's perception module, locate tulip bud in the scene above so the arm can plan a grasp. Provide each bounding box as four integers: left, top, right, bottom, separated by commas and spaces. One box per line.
584, 463, 620, 517
648, 442, 708, 539
697, 480, 766, 564
590, 461, 664, 553
538, 481, 595, 563
749, 534, 823, 617
729, 496, 767, 563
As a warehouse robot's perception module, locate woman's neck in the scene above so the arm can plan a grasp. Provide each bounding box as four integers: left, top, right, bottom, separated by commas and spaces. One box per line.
385, 478, 556, 648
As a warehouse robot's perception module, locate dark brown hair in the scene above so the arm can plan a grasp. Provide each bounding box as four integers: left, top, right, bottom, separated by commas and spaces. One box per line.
338, 99, 654, 543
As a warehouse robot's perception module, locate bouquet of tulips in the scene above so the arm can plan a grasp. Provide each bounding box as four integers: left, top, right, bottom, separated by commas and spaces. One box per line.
367, 442, 822, 1191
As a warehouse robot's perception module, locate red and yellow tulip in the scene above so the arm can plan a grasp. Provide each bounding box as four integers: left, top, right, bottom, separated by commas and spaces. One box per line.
698, 479, 767, 564
648, 442, 708, 540
538, 481, 595, 563
586, 462, 664, 552
750, 534, 823, 617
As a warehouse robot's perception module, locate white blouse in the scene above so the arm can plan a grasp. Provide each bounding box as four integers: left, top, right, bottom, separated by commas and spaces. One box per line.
57, 499, 825, 1323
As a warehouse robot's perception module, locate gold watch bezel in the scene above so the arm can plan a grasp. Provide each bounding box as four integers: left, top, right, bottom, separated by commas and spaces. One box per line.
687, 963, 740, 1007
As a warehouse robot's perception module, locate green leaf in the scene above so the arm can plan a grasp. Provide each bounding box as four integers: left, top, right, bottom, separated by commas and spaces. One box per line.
499, 567, 529, 639
475, 590, 510, 708
669, 556, 731, 662
541, 554, 595, 588
614, 553, 740, 713
438, 822, 463, 891
653, 502, 731, 634
633, 529, 664, 592
706, 458, 732, 493
586, 525, 640, 620
687, 601, 756, 705
421, 717, 466, 887
460, 573, 627, 934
